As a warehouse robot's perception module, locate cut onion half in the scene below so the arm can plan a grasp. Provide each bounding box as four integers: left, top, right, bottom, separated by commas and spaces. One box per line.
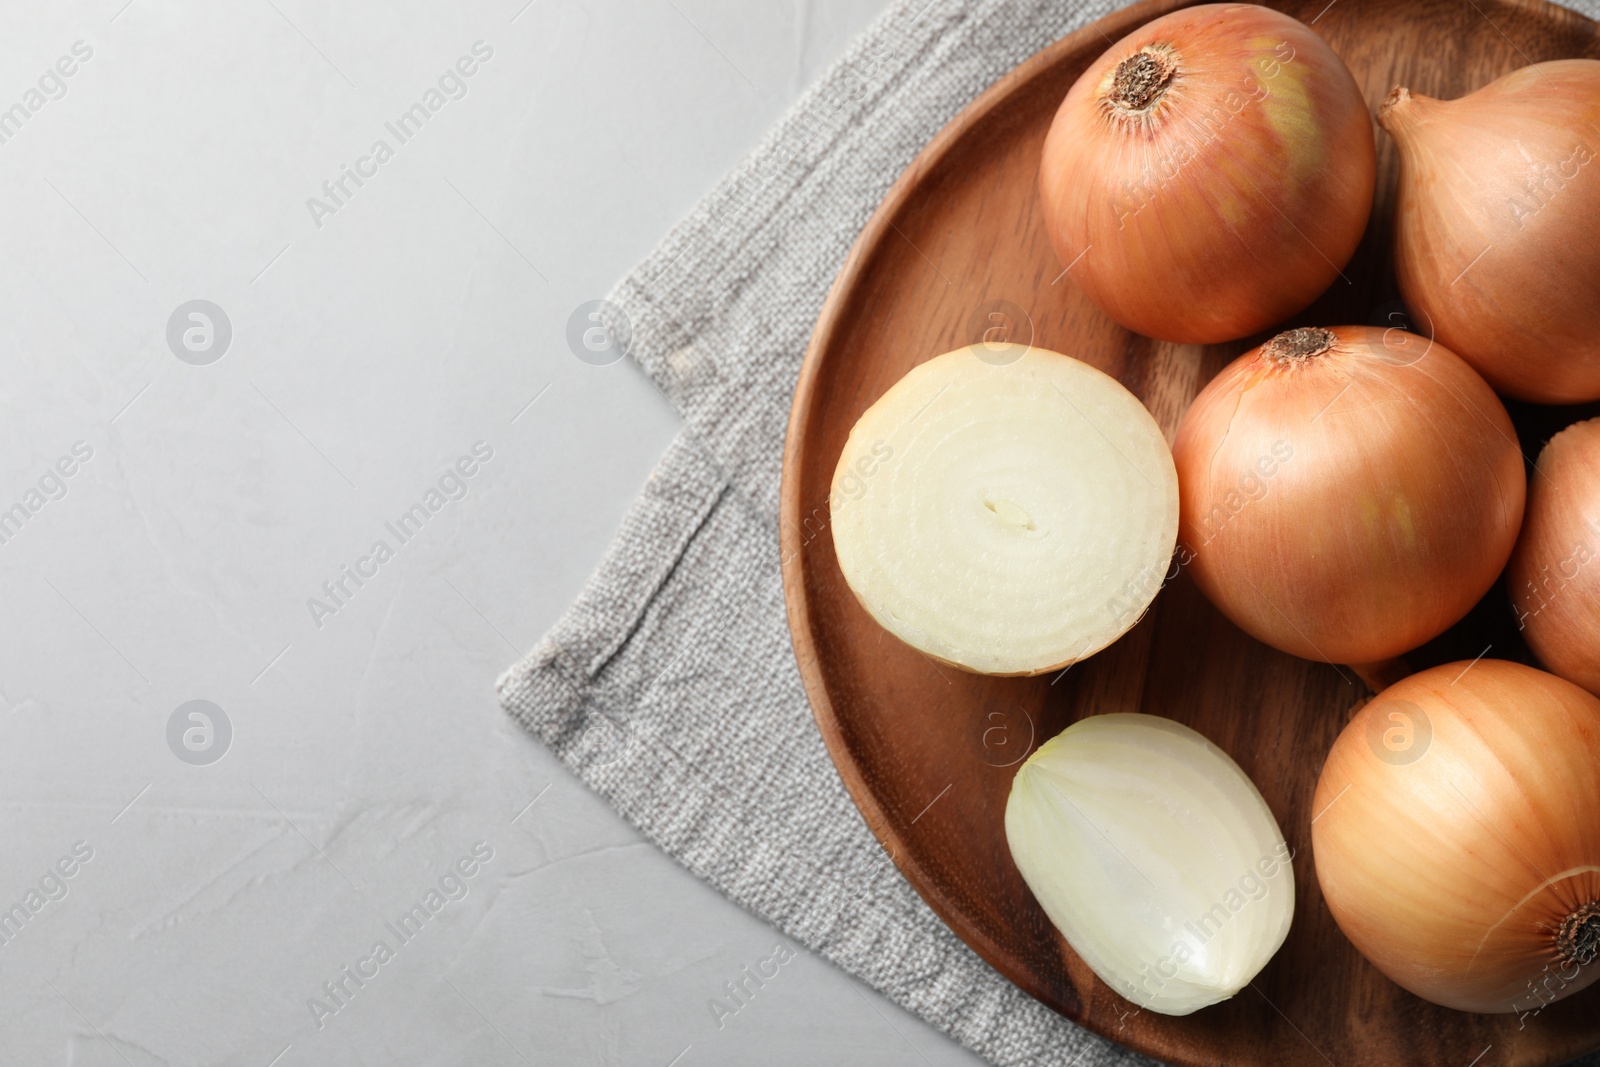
829, 344, 1178, 676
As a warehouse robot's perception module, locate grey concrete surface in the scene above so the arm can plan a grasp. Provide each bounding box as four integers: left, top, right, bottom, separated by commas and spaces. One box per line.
0, 1, 990, 1064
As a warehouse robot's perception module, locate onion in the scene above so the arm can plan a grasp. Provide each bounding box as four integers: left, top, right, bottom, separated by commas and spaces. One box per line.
1379, 60, 1600, 403
1510, 418, 1600, 694
829, 344, 1177, 676
1038, 3, 1375, 344
1006, 713, 1294, 1015
1312, 660, 1600, 1013
1171, 325, 1525, 665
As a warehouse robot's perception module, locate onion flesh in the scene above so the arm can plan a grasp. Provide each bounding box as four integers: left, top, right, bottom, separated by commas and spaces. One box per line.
1312, 660, 1600, 1013
1379, 60, 1600, 403
830, 344, 1178, 676
1039, 3, 1375, 343
1006, 713, 1294, 1015
1171, 325, 1525, 664
1510, 418, 1600, 694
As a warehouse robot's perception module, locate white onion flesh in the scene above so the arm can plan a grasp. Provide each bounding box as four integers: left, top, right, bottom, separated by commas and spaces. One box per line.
830, 344, 1178, 676
1006, 714, 1295, 1015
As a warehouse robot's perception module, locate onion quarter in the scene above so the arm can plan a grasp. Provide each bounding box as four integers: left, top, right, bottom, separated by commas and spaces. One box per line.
1006, 714, 1295, 1015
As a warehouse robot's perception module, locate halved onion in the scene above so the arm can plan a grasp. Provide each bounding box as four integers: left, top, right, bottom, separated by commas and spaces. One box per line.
830, 344, 1178, 675
1007, 714, 1295, 1015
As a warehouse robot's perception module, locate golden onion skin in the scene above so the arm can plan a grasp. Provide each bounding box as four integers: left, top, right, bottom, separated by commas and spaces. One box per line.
1510, 419, 1600, 694
1039, 3, 1375, 344
1312, 661, 1600, 1013
1172, 326, 1525, 665
1381, 61, 1600, 404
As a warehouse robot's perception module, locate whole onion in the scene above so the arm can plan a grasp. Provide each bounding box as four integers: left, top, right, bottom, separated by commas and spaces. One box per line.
1380, 60, 1600, 403
1039, 3, 1375, 343
1171, 325, 1524, 665
1312, 661, 1600, 1013
1510, 418, 1600, 693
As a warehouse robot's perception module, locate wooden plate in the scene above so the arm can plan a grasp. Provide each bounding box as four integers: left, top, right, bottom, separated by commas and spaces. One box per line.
779, 1, 1600, 1064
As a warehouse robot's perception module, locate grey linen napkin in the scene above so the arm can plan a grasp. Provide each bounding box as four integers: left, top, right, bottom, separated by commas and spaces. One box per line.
495, 1, 1600, 1065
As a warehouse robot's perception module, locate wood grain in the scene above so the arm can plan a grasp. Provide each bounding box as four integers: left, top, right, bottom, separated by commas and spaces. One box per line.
778, 0, 1600, 1064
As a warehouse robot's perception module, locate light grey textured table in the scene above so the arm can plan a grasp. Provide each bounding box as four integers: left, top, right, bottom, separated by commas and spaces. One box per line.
0, 1, 986, 1063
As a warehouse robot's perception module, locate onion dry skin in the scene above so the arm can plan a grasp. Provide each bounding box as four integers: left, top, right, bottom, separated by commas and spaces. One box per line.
1172, 325, 1524, 665
1039, 3, 1375, 344
1510, 418, 1600, 694
1380, 60, 1600, 403
1313, 660, 1600, 1013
